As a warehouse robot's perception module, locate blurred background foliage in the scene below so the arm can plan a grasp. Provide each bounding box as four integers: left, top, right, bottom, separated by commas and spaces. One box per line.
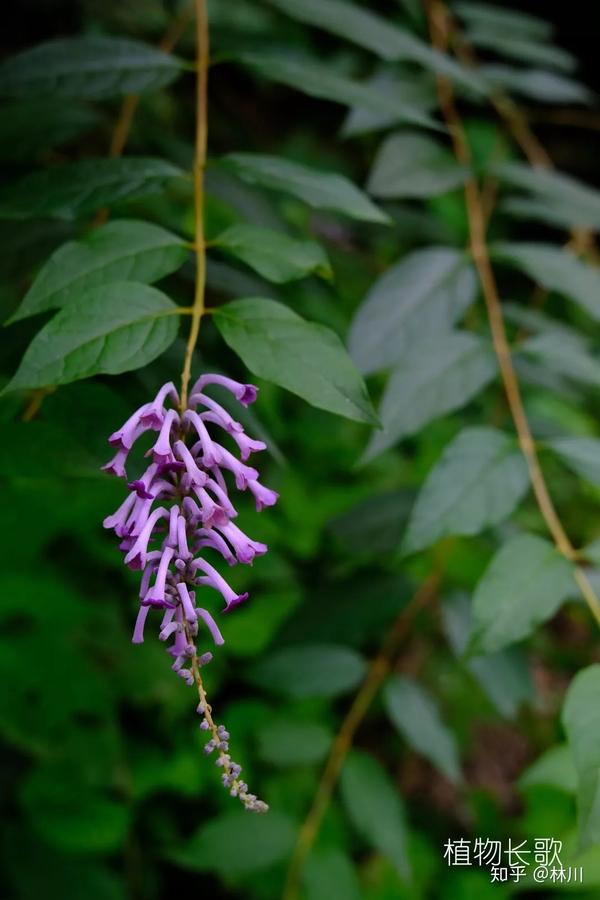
2, 1, 600, 899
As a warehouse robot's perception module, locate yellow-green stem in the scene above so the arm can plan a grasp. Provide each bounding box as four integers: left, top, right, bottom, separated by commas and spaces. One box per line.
179, 0, 209, 411
423, 0, 600, 628
282, 563, 445, 900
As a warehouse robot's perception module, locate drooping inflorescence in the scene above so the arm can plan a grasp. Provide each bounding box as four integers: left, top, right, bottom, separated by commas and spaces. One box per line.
102, 373, 278, 811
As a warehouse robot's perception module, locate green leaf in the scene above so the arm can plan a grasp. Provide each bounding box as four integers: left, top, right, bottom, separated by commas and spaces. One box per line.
0, 36, 182, 99
340, 750, 410, 878
241, 53, 437, 131
10, 219, 188, 323
363, 332, 497, 462
213, 298, 378, 424
129, 744, 208, 801
502, 195, 598, 232
402, 427, 529, 555
469, 534, 575, 655
206, 258, 274, 299
0, 99, 101, 163
20, 766, 129, 855
213, 223, 331, 283
2, 835, 126, 900
383, 674, 462, 783
368, 132, 468, 199
442, 593, 534, 719
256, 717, 332, 766
503, 303, 581, 342
280, 573, 412, 650
0, 574, 112, 753
329, 490, 414, 557
248, 643, 367, 698
480, 66, 593, 105
562, 665, 600, 849
342, 67, 437, 138
519, 744, 577, 794
547, 437, 600, 489
217, 153, 389, 224
168, 810, 296, 875
348, 247, 477, 375
494, 161, 600, 231
5, 282, 180, 391
463, 28, 575, 73
0, 157, 183, 221
264, 0, 485, 95
492, 242, 600, 322
455, 2, 552, 41
519, 332, 600, 390
304, 849, 363, 900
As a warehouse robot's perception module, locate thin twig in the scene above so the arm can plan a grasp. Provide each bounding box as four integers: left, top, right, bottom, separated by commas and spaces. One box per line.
450, 10, 592, 253
107, 3, 194, 162
21, 386, 54, 422
423, 0, 600, 627
529, 108, 600, 132
95, 1, 194, 224
282, 567, 444, 900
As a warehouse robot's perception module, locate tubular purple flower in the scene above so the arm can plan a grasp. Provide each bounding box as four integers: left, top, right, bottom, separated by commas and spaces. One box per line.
149, 409, 179, 464
204, 477, 237, 518
124, 506, 168, 569
196, 606, 225, 645
247, 479, 279, 511
191, 374, 258, 406
174, 439, 208, 486
127, 462, 159, 499
190, 392, 244, 433
176, 581, 197, 623
103, 375, 277, 812
211, 445, 258, 489
183, 409, 219, 466
230, 432, 267, 462
103, 491, 137, 533
144, 546, 175, 605
159, 621, 179, 641
141, 381, 179, 429
193, 557, 249, 610
157, 460, 185, 477
101, 447, 128, 478
132, 604, 150, 644
160, 605, 175, 626
192, 485, 229, 528
126, 497, 154, 537
194, 528, 237, 565
210, 466, 228, 493
109, 403, 153, 449
159, 606, 176, 634
139, 559, 159, 600
167, 505, 180, 547
177, 516, 192, 560
217, 521, 268, 564
128, 480, 153, 500
169, 616, 189, 656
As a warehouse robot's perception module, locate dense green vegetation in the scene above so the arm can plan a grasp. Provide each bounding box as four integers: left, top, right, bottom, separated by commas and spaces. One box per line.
2, 1, 600, 898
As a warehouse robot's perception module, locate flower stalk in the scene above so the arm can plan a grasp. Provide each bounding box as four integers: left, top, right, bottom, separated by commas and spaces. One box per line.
103, 376, 277, 810
180, 0, 209, 411
103, 0, 276, 813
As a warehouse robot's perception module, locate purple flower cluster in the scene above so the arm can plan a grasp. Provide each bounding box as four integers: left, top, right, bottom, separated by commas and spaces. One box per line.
102, 373, 277, 811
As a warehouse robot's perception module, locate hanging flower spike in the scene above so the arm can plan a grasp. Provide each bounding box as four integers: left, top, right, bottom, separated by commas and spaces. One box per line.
103, 375, 276, 812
